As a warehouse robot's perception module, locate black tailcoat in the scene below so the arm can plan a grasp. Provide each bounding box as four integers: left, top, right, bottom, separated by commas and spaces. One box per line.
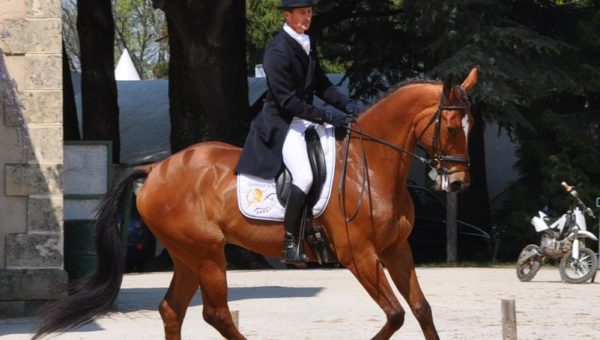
235, 30, 350, 179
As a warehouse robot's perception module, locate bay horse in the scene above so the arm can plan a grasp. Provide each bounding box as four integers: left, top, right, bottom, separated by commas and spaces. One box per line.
35, 68, 478, 340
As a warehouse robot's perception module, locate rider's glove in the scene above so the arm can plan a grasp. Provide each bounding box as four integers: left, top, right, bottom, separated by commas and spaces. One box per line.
344, 100, 364, 118
324, 109, 355, 128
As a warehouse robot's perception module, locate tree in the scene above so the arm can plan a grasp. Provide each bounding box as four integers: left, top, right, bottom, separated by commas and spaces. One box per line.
62, 0, 80, 72
78, 0, 121, 163
152, 0, 249, 151
246, 0, 281, 75
113, 0, 168, 79
63, 40, 80, 141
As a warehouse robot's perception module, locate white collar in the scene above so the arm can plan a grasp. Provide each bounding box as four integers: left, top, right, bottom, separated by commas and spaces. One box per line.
283, 23, 310, 55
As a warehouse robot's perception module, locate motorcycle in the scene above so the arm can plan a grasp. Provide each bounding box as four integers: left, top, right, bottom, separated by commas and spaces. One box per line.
516, 182, 598, 283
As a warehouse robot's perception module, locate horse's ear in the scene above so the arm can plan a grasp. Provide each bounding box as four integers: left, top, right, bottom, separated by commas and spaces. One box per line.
460, 67, 479, 93
443, 73, 454, 97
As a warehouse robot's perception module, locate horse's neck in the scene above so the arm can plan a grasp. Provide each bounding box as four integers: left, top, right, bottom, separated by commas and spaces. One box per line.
355, 88, 423, 184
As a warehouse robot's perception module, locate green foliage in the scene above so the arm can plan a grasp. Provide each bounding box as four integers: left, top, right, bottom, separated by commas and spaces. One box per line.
113, 0, 168, 79
308, 0, 600, 260
246, 0, 281, 75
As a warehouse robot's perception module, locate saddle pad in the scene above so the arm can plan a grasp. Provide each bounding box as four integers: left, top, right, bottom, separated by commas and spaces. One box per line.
237, 124, 336, 221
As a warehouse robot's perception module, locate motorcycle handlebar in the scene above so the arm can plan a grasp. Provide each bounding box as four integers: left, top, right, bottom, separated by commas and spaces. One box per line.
561, 181, 573, 192
561, 181, 579, 198
561, 181, 597, 218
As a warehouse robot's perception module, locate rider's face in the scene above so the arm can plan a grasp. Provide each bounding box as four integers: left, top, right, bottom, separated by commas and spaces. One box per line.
284, 7, 312, 34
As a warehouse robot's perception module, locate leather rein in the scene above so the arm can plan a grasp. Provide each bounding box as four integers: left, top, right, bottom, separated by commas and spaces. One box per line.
337, 86, 472, 222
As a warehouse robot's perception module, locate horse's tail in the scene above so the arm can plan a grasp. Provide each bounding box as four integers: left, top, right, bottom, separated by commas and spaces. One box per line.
33, 166, 150, 339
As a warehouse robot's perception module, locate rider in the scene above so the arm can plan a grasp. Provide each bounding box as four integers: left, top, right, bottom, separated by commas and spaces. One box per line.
235, 0, 363, 264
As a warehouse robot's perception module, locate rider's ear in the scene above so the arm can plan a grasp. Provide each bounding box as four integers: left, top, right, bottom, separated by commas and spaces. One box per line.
460, 67, 479, 94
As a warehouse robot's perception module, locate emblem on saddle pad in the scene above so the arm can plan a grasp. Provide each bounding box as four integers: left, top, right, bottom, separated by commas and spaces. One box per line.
243, 185, 277, 215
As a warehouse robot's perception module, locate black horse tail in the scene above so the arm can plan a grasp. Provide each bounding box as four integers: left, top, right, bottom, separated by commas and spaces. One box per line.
33, 166, 150, 339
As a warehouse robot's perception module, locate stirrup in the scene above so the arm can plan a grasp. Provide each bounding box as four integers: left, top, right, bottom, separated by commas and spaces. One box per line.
281, 240, 308, 265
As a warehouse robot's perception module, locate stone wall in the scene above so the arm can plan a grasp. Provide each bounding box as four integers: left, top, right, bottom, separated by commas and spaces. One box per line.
0, 0, 67, 316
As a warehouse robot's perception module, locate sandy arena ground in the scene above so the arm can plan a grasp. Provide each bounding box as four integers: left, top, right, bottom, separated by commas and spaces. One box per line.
1, 267, 600, 339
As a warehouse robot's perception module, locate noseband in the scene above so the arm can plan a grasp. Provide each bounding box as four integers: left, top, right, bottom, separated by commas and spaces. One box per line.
416, 85, 471, 175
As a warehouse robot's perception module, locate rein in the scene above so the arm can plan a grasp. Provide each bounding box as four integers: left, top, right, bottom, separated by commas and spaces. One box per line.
337, 86, 472, 222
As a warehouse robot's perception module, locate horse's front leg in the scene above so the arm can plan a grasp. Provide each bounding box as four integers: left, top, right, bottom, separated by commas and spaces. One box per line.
380, 238, 439, 340
339, 246, 406, 339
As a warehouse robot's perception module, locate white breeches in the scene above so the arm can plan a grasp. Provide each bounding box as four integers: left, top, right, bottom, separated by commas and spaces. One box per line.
282, 117, 315, 194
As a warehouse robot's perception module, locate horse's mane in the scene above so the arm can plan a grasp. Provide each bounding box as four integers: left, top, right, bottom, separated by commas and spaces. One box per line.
367, 78, 442, 109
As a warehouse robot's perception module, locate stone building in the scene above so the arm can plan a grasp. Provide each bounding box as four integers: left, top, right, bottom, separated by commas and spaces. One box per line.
0, 0, 66, 315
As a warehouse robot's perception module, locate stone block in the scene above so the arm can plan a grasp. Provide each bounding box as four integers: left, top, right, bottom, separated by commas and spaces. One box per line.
5, 163, 63, 196
27, 0, 61, 19
25, 54, 61, 90
0, 19, 27, 54
2, 91, 24, 127
3, 55, 26, 94
5, 233, 62, 268
0, 128, 21, 164
28, 196, 63, 232
0, 0, 27, 21
25, 125, 63, 163
0, 270, 20, 299
17, 90, 61, 125
0, 269, 68, 314
26, 18, 61, 54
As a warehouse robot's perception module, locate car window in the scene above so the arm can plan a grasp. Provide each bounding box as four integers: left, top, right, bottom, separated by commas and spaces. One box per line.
408, 186, 446, 219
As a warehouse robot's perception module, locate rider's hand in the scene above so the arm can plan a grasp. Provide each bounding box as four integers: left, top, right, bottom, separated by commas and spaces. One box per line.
324, 110, 355, 128
345, 100, 364, 118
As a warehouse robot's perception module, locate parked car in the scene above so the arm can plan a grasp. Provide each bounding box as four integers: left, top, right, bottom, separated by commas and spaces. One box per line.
407, 184, 491, 263
125, 202, 157, 272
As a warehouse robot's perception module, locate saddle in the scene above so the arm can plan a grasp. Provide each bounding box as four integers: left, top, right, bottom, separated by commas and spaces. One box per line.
275, 127, 327, 209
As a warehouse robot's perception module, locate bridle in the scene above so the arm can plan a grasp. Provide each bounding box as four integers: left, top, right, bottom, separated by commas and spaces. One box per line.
415, 85, 471, 175
338, 84, 472, 222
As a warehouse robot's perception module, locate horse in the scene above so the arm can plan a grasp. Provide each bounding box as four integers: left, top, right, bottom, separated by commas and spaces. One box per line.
34, 67, 478, 340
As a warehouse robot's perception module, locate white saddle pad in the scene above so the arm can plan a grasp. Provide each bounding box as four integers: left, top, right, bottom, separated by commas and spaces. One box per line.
237, 124, 336, 221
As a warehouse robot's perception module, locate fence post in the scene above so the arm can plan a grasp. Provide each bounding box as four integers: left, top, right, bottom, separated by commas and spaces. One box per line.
501, 299, 517, 340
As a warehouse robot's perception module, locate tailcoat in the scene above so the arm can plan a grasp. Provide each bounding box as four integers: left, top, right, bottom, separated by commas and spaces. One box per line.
235, 30, 350, 178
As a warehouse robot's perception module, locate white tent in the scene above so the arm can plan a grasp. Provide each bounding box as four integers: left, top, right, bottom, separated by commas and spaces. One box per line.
115, 49, 141, 81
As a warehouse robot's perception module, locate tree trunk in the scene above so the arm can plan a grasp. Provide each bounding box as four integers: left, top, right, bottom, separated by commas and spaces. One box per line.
63, 41, 80, 141
154, 0, 249, 152
458, 106, 491, 230
77, 0, 120, 163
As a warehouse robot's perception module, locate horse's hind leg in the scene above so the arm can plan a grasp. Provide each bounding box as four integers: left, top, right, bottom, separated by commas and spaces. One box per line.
380, 239, 439, 340
197, 250, 246, 340
159, 260, 199, 340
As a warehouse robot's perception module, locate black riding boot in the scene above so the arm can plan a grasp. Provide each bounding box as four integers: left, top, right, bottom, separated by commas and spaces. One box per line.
282, 185, 309, 264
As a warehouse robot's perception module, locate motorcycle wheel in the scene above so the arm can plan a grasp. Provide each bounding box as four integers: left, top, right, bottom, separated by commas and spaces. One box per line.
559, 246, 598, 284
516, 244, 542, 282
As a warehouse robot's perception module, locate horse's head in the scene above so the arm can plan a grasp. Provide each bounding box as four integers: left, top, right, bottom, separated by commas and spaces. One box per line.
413, 68, 478, 192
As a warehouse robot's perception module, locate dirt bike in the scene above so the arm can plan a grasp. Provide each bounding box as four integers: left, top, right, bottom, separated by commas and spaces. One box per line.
516, 182, 598, 284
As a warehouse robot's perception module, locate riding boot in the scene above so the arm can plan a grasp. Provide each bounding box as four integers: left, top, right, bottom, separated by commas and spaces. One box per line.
282, 185, 309, 264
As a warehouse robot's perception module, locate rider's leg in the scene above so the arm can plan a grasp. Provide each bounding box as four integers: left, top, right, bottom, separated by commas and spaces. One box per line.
281, 118, 313, 263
